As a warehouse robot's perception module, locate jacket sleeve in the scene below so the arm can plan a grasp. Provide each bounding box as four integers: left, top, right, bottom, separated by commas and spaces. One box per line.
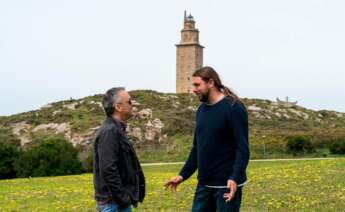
98, 128, 130, 206
179, 132, 198, 180
228, 102, 250, 184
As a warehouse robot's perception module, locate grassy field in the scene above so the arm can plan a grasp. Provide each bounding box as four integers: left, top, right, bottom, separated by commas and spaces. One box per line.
0, 158, 344, 211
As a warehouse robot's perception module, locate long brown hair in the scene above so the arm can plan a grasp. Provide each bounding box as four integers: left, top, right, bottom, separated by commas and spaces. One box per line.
192, 66, 240, 102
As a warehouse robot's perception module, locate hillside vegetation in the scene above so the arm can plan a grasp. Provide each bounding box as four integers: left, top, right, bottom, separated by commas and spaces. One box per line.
1, 90, 345, 167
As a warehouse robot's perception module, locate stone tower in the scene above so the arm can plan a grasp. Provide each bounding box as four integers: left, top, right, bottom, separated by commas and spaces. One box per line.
176, 11, 204, 93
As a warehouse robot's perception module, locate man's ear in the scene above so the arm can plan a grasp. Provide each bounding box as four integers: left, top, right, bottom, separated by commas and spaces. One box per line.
114, 103, 121, 112
208, 78, 215, 88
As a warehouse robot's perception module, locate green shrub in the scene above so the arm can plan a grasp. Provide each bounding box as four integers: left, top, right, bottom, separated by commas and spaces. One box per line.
0, 143, 20, 179
0, 128, 21, 146
286, 136, 315, 155
329, 139, 345, 154
76, 144, 93, 173
14, 136, 83, 177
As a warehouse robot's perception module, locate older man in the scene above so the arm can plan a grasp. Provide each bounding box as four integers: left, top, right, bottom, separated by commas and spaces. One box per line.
93, 87, 145, 212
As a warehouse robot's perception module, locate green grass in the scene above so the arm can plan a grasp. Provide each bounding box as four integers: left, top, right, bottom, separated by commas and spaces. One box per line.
0, 158, 344, 211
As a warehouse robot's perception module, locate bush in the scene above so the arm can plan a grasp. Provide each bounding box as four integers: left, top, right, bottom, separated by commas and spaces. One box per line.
0, 143, 20, 179
330, 139, 345, 154
0, 127, 21, 146
14, 136, 83, 177
286, 136, 315, 155
76, 144, 93, 173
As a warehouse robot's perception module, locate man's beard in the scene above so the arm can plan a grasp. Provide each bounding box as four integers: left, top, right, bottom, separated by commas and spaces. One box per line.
198, 90, 210, 102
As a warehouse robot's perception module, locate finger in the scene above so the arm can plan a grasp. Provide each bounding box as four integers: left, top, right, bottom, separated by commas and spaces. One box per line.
164, 184, 171, 190
229, 189, 235, 199
223, 194, 231, 202
228, 189, 236, 201
165, 180, 175, 186
165, 182, 175, 190
164, 181, 171, 188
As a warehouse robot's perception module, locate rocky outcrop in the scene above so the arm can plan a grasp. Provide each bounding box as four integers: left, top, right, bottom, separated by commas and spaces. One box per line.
128, 108, 166, 143
9, 105, 167, 148
89, 101, 103, 109
63, 102, 78, 110
288, 108, 309, 120
172, 101, 180, 108
130, 127, 143, 141
70, 127, 99, 146
137, 108, 152, 119
187, 106, 197, 112
248, 105, 263, 112
32, 123, 70, 134
144, 118, 165, 142
11, 122, 99, 147
11, 122, 32, 146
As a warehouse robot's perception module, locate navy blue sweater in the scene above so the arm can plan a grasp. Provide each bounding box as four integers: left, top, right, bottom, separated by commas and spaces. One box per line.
179, 97, 249, 186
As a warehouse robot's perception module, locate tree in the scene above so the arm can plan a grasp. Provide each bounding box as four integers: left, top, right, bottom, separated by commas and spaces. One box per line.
0, 143, 20, 179
330, 139, 345, 154
286, 136, 315, 155
14, 136, 83, 177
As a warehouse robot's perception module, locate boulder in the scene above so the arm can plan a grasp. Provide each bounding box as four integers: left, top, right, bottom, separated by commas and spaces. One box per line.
63, 102, 78, 110
248, 105, 263, 112
138, 108, 152, 119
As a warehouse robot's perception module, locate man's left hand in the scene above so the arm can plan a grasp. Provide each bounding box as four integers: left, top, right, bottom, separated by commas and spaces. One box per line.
223, 179, 237, 202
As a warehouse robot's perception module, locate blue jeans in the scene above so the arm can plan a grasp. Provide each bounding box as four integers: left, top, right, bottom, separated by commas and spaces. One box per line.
96, 202, 132, 212
191, 184, 242, 212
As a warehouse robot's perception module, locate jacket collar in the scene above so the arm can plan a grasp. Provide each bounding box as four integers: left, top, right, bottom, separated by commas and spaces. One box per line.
106, 116, 127, 135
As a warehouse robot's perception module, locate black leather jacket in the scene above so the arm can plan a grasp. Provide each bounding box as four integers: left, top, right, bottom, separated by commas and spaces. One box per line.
93, 117, 145, 207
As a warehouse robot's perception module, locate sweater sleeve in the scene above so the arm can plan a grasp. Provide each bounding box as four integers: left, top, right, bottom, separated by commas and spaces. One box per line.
228, 101, 250, 184
179, 132, 198, 180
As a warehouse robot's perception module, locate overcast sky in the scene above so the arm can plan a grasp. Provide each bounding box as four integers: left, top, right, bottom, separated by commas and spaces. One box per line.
1, 0, 344, 116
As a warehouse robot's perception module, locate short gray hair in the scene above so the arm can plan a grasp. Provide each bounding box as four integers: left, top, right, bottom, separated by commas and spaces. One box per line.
102, 87, 125, 117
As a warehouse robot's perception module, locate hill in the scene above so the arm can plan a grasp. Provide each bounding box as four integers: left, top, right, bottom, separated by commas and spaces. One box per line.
1, 90, 345, 167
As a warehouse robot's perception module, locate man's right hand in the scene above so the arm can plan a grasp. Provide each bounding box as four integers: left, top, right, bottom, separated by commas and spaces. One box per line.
164, 175, 184, 192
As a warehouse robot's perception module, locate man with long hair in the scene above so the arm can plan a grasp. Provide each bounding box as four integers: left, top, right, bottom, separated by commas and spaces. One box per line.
165, 67, 249, 211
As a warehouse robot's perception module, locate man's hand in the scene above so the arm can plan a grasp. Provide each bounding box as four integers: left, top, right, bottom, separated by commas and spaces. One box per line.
223, 179, 237, 202
164, 175, 184, 192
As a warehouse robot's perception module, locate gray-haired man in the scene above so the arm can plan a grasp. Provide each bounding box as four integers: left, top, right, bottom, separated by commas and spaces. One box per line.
93, 87, 145, 212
